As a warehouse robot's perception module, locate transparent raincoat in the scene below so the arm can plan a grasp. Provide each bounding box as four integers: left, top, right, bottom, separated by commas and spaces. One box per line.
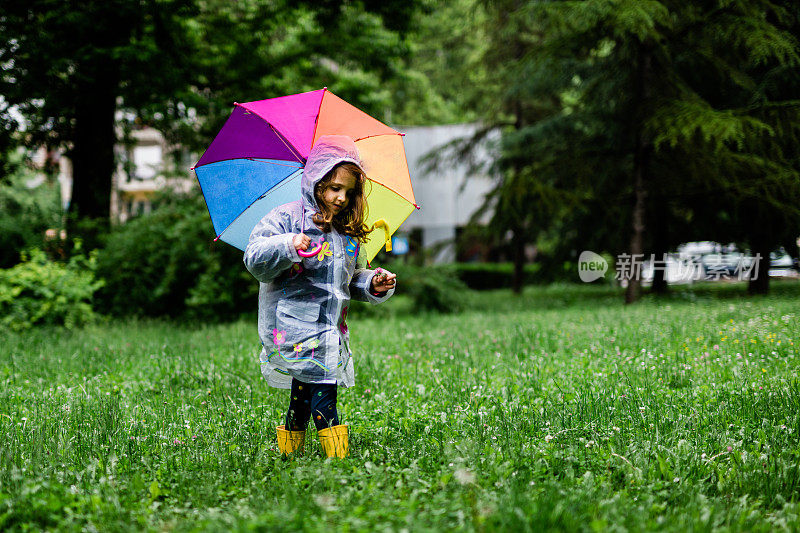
244, 135, 394, 389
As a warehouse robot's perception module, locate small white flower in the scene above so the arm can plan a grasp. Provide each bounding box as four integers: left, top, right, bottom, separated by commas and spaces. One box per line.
314, 494, 336, 510
454, 468, 476, 485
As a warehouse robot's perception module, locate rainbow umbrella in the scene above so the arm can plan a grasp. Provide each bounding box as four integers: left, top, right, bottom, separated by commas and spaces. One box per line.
192, 88, 418, 262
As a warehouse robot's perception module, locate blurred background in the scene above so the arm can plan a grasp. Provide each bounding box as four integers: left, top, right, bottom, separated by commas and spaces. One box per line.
1, 0, 799, 328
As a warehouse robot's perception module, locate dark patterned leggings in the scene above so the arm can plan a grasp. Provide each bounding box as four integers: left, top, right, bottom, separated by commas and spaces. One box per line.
285, 378, 339, 431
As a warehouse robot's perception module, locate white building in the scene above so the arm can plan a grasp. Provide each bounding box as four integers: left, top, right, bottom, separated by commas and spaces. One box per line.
111, 127, 194, 223
396, 123, 495, 262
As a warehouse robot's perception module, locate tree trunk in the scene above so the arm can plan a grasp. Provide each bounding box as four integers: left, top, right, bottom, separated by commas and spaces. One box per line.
511, 225, 525, 294
67, 57, 119, 249
650, 198, 669, 294
625, 150, 648, 304
748, 237, 771, 295
625, 48, 652, 304
509, 69, 527, 295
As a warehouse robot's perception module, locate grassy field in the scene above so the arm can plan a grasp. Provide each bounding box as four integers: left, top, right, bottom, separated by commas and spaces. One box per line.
1, 282, 799, 531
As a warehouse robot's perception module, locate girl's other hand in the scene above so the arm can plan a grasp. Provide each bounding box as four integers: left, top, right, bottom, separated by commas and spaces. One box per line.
371, 268, 396, 293
293, 233, 311, 251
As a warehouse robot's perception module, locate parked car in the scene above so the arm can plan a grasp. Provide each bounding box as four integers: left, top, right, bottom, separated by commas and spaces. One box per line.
769, 248, 799, 278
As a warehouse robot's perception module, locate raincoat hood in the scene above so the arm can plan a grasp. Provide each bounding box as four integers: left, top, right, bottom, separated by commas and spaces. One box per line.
301, 135, 363, 210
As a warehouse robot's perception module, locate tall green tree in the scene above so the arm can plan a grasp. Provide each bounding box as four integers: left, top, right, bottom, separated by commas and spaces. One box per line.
473, 0, 800, 301
0, 0, 199, 246
388, 0, 486, 125
422, 0, 589, 293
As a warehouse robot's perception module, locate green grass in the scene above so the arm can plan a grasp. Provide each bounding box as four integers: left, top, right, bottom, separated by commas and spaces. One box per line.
1, 282, 799, 531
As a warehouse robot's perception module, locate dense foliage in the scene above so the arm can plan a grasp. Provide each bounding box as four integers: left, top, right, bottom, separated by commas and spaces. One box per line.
0, 247, 102, 330
2, 0, 799, 311
0, 151, 62, 268
95, 194, 256, 320
0, 0, 426, 240
433, 0, 800, 299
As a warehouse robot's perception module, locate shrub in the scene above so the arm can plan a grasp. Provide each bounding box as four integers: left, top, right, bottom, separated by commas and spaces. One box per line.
390, 263, 468, 313
0, 247, 103, 330
452, 262, 542, 289
184, 253, 259, 321
95, 194, 257, 319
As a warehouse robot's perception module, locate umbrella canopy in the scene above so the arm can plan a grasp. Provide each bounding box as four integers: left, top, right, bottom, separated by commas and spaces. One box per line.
192, 88, 418, 262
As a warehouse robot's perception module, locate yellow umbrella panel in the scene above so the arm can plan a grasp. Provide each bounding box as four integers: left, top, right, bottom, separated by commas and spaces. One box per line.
354, 133, 418, 262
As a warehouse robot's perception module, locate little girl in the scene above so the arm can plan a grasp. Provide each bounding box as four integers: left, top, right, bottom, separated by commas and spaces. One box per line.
244, 135, 396, 458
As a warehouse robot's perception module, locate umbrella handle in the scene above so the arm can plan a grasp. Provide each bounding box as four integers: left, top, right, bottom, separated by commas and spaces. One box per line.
372, 219, 392, 252
297, 243, 324, 258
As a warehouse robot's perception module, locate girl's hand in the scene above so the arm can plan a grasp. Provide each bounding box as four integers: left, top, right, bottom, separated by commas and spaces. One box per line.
293, 233, 311, 252
371, 268, 396, 293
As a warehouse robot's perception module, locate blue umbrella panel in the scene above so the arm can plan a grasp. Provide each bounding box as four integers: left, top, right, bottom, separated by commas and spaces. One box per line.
195, 158, 304, 250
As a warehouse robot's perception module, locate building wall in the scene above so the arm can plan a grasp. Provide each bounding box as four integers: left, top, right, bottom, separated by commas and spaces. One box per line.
111, 127, 194, 223
398, 123, 495, 262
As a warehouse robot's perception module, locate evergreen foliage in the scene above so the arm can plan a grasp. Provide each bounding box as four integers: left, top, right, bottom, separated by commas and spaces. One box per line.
453, 0, 800, 300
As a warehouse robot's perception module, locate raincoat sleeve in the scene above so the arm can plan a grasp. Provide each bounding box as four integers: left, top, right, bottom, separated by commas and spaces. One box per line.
243, 208, 301, 284
350, 247, 394, 304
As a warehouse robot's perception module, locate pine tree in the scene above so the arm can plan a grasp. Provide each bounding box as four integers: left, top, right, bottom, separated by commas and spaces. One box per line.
480, 0, 800, 300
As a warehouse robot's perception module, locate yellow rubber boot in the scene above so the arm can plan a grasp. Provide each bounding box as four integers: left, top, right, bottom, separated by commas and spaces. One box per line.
318, 424, 349, 458
276, 425, 305, 456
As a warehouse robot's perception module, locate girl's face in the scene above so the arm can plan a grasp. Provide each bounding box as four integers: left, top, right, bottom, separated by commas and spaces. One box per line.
320, 172, 356, 215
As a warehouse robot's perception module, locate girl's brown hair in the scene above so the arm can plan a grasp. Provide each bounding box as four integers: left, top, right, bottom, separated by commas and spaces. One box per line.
313, 163, 371, 241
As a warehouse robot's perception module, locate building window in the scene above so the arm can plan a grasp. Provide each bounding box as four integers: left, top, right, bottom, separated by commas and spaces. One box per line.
132, 145, 162, 181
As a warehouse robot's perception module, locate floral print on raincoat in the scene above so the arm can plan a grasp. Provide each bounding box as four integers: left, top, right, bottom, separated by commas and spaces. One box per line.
244, 135, 394, 389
